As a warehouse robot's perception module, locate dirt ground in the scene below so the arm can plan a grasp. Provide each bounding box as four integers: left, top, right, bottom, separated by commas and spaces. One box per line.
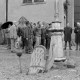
0, 45, 80, 80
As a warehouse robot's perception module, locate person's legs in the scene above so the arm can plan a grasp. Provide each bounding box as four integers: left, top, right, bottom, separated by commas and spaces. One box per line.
39, 36, 41, 45
35, 36, 38, 46
64, 41, 67, 50
22, 37, 25, 49
28, 39, 33, 54
11, 39, 14, 52
79, 43, 80, 50
76, 43, 78, 50
33, 41, 35, 48
41, 39, 45, 46
35, 36, 41, 46
69, 41, 72, 50
46, 37, 50, 49
33, 36, 36, 48
25, 39, 29, 53
6, 38, 9, 48
7, 38, 11, 49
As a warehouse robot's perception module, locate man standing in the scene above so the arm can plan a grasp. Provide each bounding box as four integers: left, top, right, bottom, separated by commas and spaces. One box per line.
64, 23, 72, 50
5, 24, 11, 49
35, 22, 41, 46
27, 22, 33, 53
9, 22, 17, 52
74, 22, 80, 50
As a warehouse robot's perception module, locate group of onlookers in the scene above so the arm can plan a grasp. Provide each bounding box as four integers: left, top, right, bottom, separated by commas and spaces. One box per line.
4, 20, 80, 53
64, 22, 80, 50
5, 20, 51, 53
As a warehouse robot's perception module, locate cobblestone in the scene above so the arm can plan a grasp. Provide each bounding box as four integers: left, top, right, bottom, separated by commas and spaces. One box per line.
0, 45, 79, 80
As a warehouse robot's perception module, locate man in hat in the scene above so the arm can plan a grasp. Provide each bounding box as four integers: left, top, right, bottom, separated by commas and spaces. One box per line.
23, 21, 33, 53
64, 23, 72, 50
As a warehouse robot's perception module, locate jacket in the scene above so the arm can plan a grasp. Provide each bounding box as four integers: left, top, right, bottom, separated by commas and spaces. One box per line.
9, 24, 17, 39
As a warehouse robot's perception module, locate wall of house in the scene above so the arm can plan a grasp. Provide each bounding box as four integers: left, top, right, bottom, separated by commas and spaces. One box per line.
0, 0, 74, 29
0, 0, 65, 28
74, 0, 80, 22
68, 0, 74, 29
8, 0, 64, 28
67, 0, 74, 42
0, 0, 6, 23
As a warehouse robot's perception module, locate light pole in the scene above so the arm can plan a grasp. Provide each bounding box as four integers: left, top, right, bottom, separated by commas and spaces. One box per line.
65, 0, 69, 25
3, 0, 8, 44
6, 0, 8, 22
66, 0, 68, 24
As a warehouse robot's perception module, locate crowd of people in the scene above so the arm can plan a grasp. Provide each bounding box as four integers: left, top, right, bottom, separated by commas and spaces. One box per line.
5, 19, 51, 54
64, 22, 80, 50
2, 17, 80, 54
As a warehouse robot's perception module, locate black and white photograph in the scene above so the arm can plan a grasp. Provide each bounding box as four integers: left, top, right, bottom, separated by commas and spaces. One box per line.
0, 0, 80, 80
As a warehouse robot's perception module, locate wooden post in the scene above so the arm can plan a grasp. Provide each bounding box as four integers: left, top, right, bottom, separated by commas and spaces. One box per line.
6, 0, 8, 22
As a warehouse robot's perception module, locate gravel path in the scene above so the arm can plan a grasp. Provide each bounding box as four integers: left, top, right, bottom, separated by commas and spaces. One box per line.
0, 45, 80, 80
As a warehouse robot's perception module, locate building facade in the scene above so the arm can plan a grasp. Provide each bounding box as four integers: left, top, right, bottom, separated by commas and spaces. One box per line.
68, 0, 74, 29
0, 0, 74, 29
63, 0, 74, 29
0, 0, 6, 22
74, 0, 80, 22
0, 0, 65, 28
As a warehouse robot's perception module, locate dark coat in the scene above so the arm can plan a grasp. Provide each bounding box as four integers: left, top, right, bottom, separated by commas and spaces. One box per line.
64, 27, 72, 41
23, 27, 29, 39
41, 28, 46, 39
74, 27, 80, 44
17, 27, 23, 37
28, 25, 33, 40
34, 27, 41, 37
